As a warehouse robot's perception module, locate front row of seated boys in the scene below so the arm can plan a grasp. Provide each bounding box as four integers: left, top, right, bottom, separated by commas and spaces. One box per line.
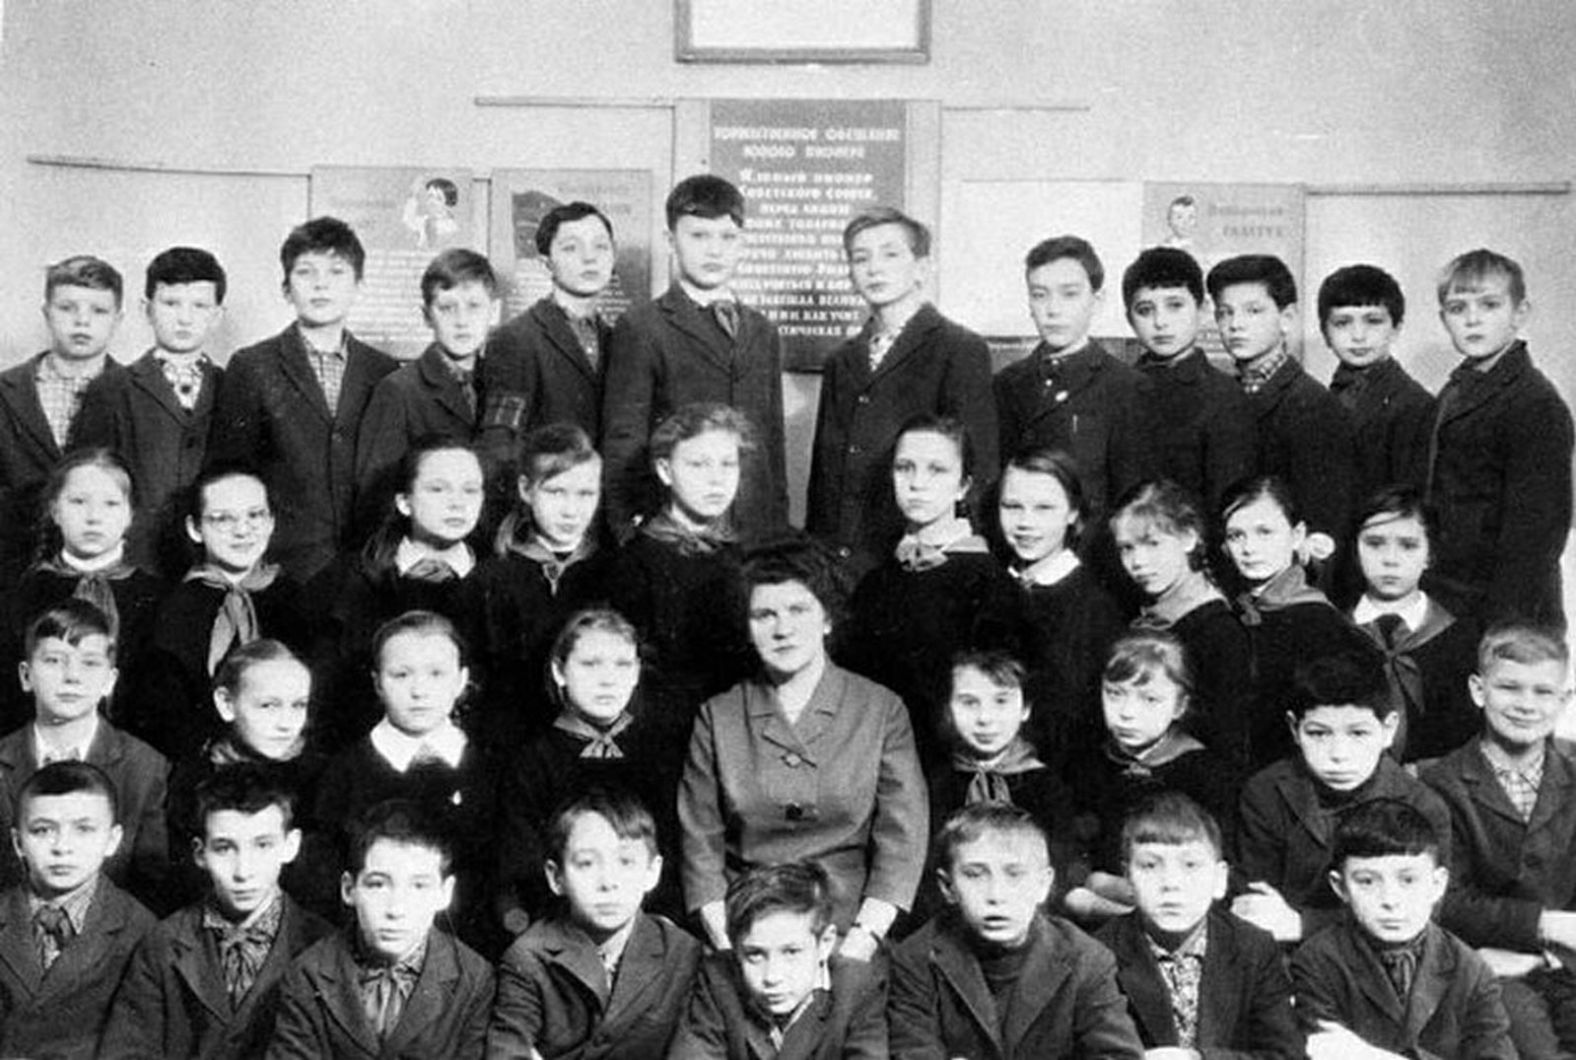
0, 620, 1565, 1057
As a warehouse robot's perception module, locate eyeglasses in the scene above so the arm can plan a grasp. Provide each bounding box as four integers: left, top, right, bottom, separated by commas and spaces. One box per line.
202, 509, 274, 532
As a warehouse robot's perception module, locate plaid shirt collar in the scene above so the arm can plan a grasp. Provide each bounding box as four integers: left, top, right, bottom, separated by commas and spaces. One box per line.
28, 873, 99, 935
1237, 346, 1290, 393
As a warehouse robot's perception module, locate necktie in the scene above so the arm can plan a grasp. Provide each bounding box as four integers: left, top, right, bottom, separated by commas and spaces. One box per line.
553, 711, 635, 759
712, 300, 739, 340
159, 356, 205, 410
34, 905, 74, 970
456, 370, 477, 415
570, 315, 600, 371
868, 329, 897, 371
1380, 945, 1419, 1002
1155, 949, 1202, 1047
405, 557, 458, 583
964, 769, 1013, 805
409, 740, 445, 767
207, 916, 275, 1005
361, 962, 419, 1041
186, 564, 279, 674
1375, 612, 1407, 650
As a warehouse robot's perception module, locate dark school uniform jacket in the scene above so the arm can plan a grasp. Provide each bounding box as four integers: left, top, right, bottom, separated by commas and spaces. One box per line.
480, 295, 609, 458
266, 926, 495, 1060
1291, 920, 1515, 1060
807, 303, 998, 568
1097, 907, 1302, 1059
354, 342, 480, 524
206, 324, 397, 581
72, 350, 224, 577
1137, 348, 1257, 517
667, 951, 887, 1060
888, 911, 1144, 1060
1150, 594, 1258, 773
0, 879, 155, 1060
1352, 599, 1480, 764
0, 719, 169, 905
1425, 341, 1574, 629
488, 912, 702, 1060
0, 352, 123, 581
1016, 562, 1126, 761
1242, 355, 1357, 545
100, 893, 335, 1060
599, 284, 789, 544
1421, 737, 1576, 952
1329, 355, 1435, 501
130, 573, 311, 759
994, 341, 1155, 521
1238, 755, 1452, 935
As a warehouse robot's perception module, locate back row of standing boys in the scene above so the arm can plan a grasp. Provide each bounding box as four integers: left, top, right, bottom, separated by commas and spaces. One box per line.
0, 169, 1569, 1058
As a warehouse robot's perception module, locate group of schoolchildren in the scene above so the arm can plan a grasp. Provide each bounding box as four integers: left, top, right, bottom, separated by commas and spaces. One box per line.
0, 165, 1568, 1059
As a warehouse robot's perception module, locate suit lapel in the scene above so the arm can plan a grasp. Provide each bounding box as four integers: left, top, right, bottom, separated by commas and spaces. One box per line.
316, 938, 382, 1058
128, 354, 189, 424
1404, 926, 1455, 1042
867, 304, 938, 386
278, 328, 335, 423
1438, 344, 1526, 429
533, 300, 599, 383
658, 288, 733, 373
1109, 917, 1179, 1045
1525, 741, 1576, 837
1196, 912, 1239, 1048
604, 916, 662, 1030
776, 987, 835, 1060
336, 337, 387, 427
1341, 924, 1406, 1026
382, 931, 462, 1054
38, 882, 124, 1003
1, 356, 62, 460
931, 928, 1001, 1052
1459, 743, 1529, 831
416, 347, 475, 429
1004, 920, 1074, 1051
171, 916, 234, 1024
1275, 769, 1332, 853
0, 888, 43, 997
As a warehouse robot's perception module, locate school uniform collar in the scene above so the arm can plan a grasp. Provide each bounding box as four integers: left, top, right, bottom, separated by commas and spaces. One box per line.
1012, 548, 1080, 588
55, 543, 128, 574
550, 286, 603, 325
1236, 564, 1329, 624
895, 518, 988, 570
393, 536, 475, 579
33, 717, 100, 767
369, 718, 466, 772
1236, 346, 1290, 392
1134, 570, 1223, 630
675, 277, 737, 310
1105, 729, 1205, 776
1354, 591, 1430, 632
863, 296, 925, 345
930, 912, 1075, 1051
1137, 345, 1205, 376
750, 963, 831, 1049
1452, 340, 1522, 381
27, 873, 99, 936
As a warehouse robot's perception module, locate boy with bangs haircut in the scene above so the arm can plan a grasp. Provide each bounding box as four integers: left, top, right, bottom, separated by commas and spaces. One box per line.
1123, 246, 1255, 517
102, 765, 334, 1059
0, 600, 169, 909
73, 246, 229, 578
489, 787, 700, 1059
482, 201, 616, 454
207, 216, 397, 582
1208, 254, 1356, 562
1234, 650, 1452, 947
808, 205, 997, 572
0, 255, 126, 582
357, 248, 500, 516
995, 235, 1155, 531
268, 798, 495, 1059
669, 860, 886, 1060
1098, 792, 1301, 1059
1425, 248, 1572, 629
1291, 798, 1514, 1060
1421, 623, 1576, 1060
601, 174, 788, 545
1318, 264, 1434, 506
889, 802, 1143, 1059
0, 761, 155, 1059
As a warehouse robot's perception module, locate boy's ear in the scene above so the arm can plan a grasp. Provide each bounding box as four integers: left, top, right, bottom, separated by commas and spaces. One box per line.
340, 872, 356, 907
103, 822, 124, 861
10, 828, 21, 862
185, 516, 204, 546
420, 303, 436, 328
1379, 711, 1401, 749
281, 828, 303, 865
1468, 673, 1486, 710
814, 922, 839, 962
641, 851, 664, 895
394, 492, 414, 519
544, 859, 565, 898
191, 834, 206, 867
653, 459, 674, 489
1278, 303, 1299, 336
437, 874, 456, 910
1327, 868, 1350, 905
142, 298, 156, 325
16, 661, 31, 695
1285, 711, 1301, 740
936, 866, 957, 906
1210, 859, 1230, 901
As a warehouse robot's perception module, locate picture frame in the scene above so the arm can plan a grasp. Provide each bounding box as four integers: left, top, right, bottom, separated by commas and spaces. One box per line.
675, 0, 930, 65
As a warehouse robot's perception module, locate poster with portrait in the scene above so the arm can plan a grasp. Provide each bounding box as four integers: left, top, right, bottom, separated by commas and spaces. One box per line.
487, 169, 653, 327
309, 166, 477, 359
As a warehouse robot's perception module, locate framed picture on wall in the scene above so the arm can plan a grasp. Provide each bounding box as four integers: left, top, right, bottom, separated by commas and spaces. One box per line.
676, 0, 930, 64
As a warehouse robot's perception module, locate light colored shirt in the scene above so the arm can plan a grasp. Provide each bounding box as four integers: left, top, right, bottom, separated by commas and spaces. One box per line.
393, 537, 476, 579
370, 718, 467, 772
1354, 591, 1430, 632
33, 717, 99, 766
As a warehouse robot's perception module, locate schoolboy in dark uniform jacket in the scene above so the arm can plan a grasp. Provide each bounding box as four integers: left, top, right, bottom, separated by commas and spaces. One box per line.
600, 176, 788, 544
1427, 319, 1572, 627
808, 207, 997, 571
206, 217, 397, 581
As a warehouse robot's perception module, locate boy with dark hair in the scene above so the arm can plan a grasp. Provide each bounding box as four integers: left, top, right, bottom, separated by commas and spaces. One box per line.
73, 246, 228, 578
356, 247, 500, 509
0, 254, 125, 581
101, 765, 333, 1059
1208, 254, 1356, 562
207, 216, 398, 581
1098, 792, 1302, 1058
267, 798, 495, 1059
995, 235, 1155, 527
1291, 798, 1515, 1060
670, 859, 887, 1059
1233, 650, 1452, 946
600, 174, 788, 545
489, 787, 700, 1059
1318, 263, 1435, 503
1425, 248, 1573, 629
0, 760, 155, 1059
0, 600, 169, 907
889, 802, 1143, 1058
1421, 623, 1576, 1060
807, 205, 997, 572
481, 200, 617, 454
1123, 246, 1255, 516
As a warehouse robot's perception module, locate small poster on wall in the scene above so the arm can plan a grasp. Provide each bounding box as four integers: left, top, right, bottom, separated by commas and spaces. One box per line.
487, 169, 653, 325
708, 97, 907, 371
310, 166, 477, 360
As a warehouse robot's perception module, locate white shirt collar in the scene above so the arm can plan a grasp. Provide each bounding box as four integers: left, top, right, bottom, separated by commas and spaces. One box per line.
59, 544, 126, 573
369, 718, 467, 772
1353, 591, 1430, 631
393, 536, 475, 579
1014, 549, 1081, 588
33, 717, 99, 766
